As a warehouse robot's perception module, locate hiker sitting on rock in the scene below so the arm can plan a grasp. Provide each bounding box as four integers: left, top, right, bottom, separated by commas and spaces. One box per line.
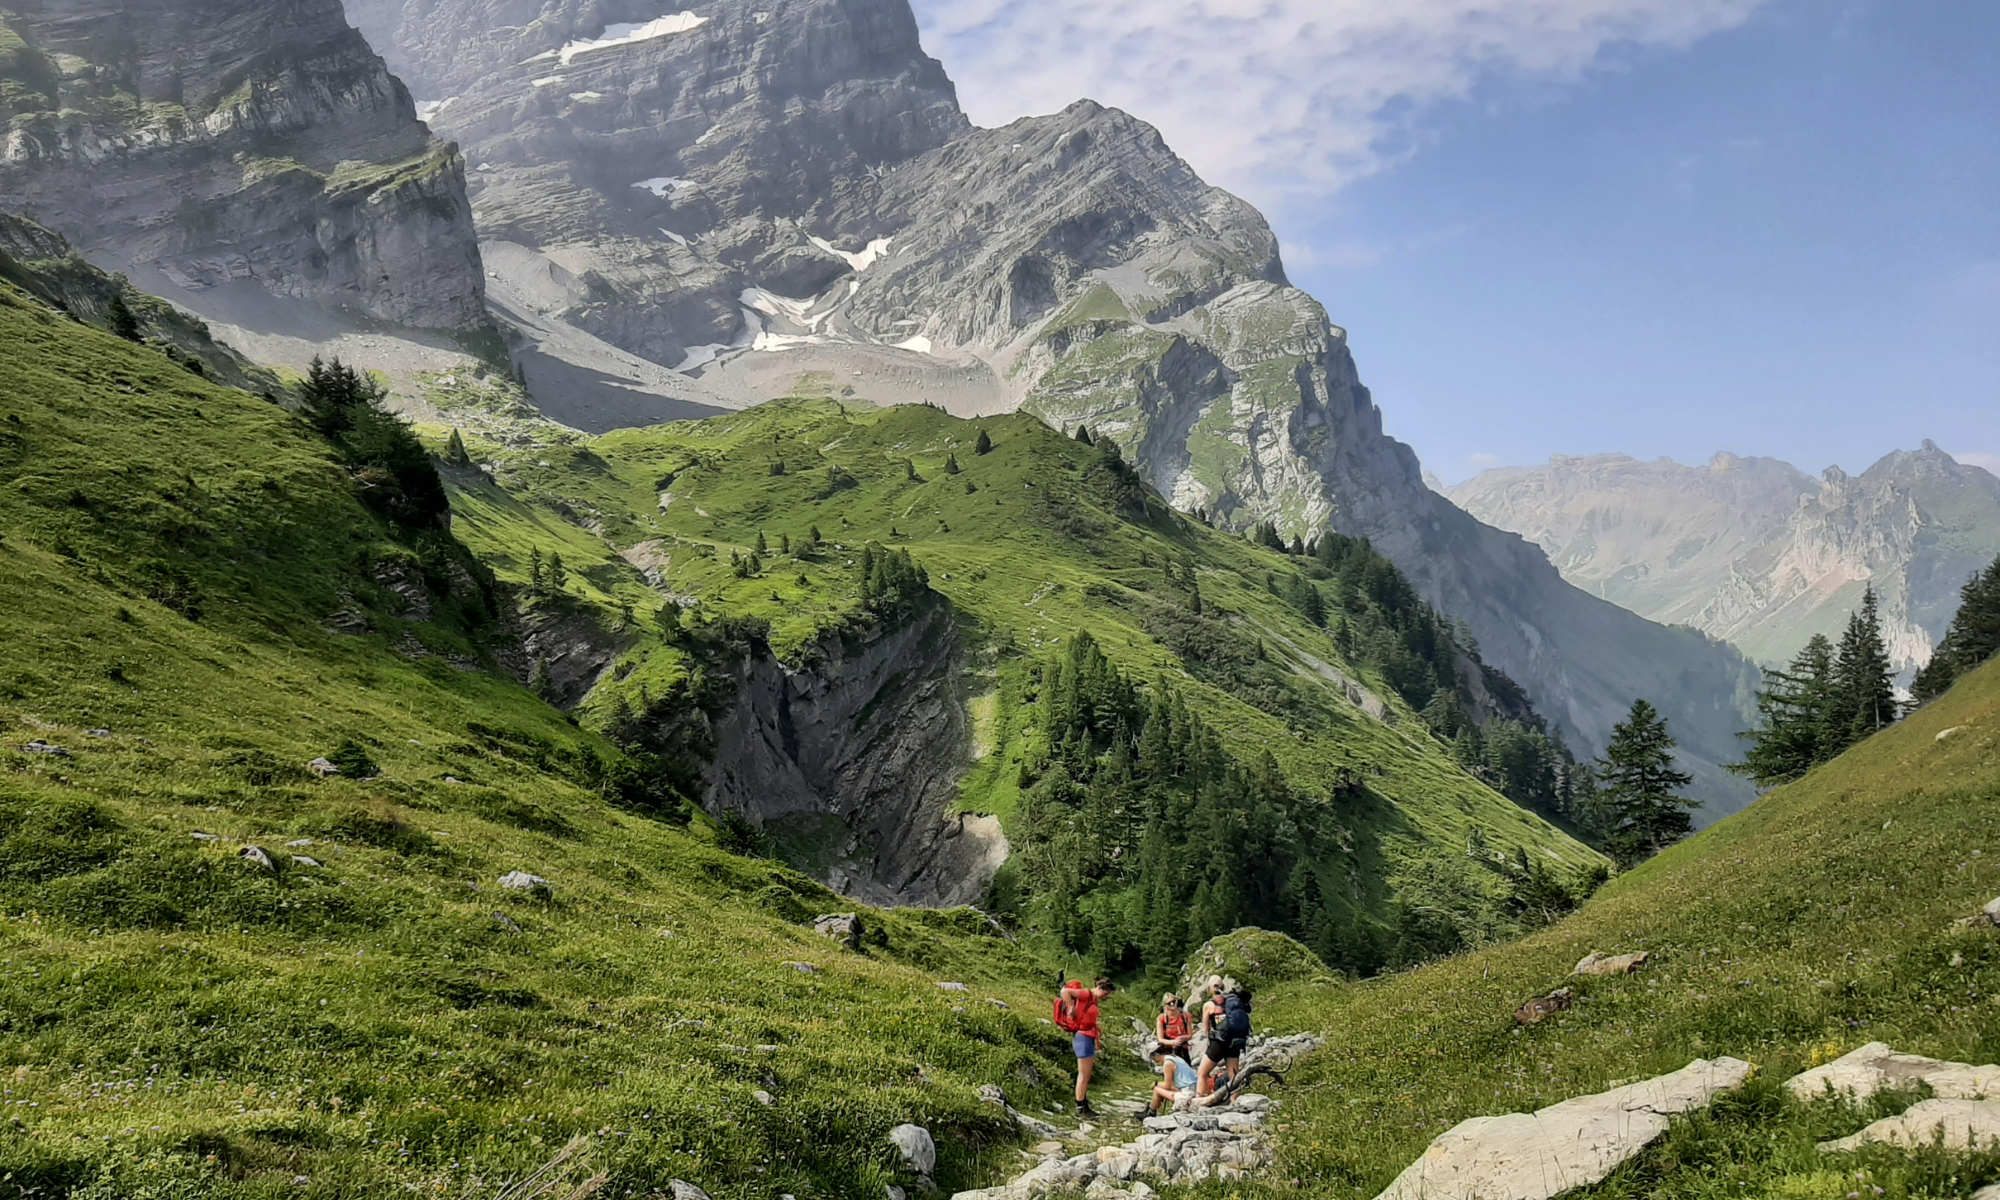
1054, 976, 1114, 1119
1143, 1040, 1198, 1116
1155, 992, 1193, 1062
1196, 980, 1252, 1101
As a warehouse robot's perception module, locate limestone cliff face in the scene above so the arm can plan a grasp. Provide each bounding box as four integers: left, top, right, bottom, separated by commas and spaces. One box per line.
1448, 444, 2000, 677
0, 0, 487, 330
705, 600, 1003, 908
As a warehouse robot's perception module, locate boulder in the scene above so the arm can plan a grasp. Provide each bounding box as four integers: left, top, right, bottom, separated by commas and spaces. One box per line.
1373, 1057, 1755, 1200
669, 1183, 711, 1200
1818, 1098, 2000, 1153
498, 871, 550, 892
239, 846, 276, 871
22, 740, 70, 757
936, 981, 969, 992
815, 912, 864, 950
753, 1089, 776, 1107
294, 855, 323, 868
1786, 1042, 2000, 1103
307, 758, 340, 778
1513, 987, 1574, 1025
890, 1123, 937, 1176
1573, 951, 1649, 976
783, 961, 820, 974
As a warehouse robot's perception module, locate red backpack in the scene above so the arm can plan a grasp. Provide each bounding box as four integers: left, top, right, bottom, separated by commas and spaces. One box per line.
1053, 982, 1096, 1033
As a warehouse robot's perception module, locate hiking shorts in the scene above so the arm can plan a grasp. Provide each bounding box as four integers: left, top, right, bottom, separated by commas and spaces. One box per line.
1073, 1033, 1098, 1060
1205, 1035, 1246, 1064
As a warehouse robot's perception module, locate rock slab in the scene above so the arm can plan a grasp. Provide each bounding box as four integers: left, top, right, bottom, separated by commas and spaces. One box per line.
1373, 1057, 1755, 1200
1819, 1098, 2000, 1153
1573, 952, 1649, 977
1786, 1042, 2000, 1103
890, 1123, 937, 1176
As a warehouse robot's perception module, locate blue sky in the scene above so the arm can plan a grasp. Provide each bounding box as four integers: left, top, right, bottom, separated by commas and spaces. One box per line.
912, 0, 1998, 483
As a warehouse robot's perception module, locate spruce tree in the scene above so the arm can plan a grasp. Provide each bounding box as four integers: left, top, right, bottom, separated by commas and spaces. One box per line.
1073, 425, 1093, 446
528, 547, 545, 592
755, 530, 768, 554
445, 428, 471, 466
547, 551, 567, 591
975, 428, 993, 455
1731, 634, 1839, 786
1912, 553, 2000, 702
1596, 698, 1697, 863
945, 452, 961, 475
107, 293, 142, 342
529, 656, 554, 701
1833, 586, 1897, 738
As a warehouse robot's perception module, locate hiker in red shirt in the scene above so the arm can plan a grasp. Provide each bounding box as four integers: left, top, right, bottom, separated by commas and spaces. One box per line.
1054, 976, 1115, 1118
1155, 992, 1192, 1063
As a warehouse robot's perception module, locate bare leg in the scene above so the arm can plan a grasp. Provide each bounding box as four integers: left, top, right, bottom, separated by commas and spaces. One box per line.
1076, 1055, 1095, 1104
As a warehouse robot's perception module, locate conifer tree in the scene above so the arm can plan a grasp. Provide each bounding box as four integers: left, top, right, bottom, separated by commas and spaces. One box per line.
445, 427, 470, 466
1833, 586, 1897, 738
1731, 634, 1839, 786
658, 601, 682, 638
529, 656, 554, 701
780, 532, 791, 555
1596, 699, 1696, 863
529, 547, 545, 592
975, 428, 993, 455
547, 551, 567, 591
945, 452, 961, 474
108, 293, 142, 342
1073, 425, 1093, 446
1912, 553, 2000, 702
755, 530, 768, 554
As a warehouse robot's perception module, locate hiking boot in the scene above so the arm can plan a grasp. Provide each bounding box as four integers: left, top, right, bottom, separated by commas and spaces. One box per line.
1076, 1100, 1099, 1119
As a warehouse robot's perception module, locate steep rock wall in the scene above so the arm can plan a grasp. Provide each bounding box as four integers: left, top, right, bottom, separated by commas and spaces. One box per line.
0, 0, 487, 330
704, 600, 1003, 908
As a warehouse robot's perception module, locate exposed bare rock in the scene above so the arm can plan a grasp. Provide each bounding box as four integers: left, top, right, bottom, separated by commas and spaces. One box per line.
1514, 988, 1573, 1025
0, 0, 487, 333
1374, 1058, 1755, 1200
1573, 951, 1649, 976
1818, 1098, 2000, 1153
1447, 444, 2000, 679
1786, 1042, 2000, 1103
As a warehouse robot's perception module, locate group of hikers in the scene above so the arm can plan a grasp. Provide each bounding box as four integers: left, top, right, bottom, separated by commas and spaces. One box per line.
1053, 975, 1253, 1119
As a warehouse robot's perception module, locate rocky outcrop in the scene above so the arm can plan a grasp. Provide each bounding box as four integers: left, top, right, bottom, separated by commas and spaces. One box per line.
1786, 1041, 2000, 1103
0, 0, 487, 331
1373, 1058, 1755, 1200
1448, 445, 2000, 678
1818, 1099, 2000, 1154
705, 599, 1005, 907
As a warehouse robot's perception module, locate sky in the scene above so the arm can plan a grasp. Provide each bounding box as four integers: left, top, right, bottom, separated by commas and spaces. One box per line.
908, 0, 1999, 484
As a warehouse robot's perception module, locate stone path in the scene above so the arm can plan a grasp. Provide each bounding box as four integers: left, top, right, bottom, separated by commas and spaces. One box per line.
950, 1095, 1278, 1200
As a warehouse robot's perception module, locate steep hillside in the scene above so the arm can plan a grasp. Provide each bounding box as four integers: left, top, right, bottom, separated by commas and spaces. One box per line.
0, 275, 1092, 1197
1450, 445, 2000, 677
409, 375, 1602, 975
1245, 655, 2000, 1197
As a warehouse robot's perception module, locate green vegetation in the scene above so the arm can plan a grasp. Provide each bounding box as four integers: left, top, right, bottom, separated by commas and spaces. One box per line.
1913, 552, 2000, 703
1589, 698, 1697, 866
1242, 654, 2000, 1198
414, 382, 1602, 982
0, 285, 1092, 1197
1735, 587, 1902, 788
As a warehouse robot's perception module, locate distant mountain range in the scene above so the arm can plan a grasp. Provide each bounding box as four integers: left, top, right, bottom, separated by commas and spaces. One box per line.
1446, 443, 2000, 678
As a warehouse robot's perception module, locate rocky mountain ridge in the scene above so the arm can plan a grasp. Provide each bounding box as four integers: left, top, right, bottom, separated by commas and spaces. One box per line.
0, 0, 489, 333
1448, 443, 2000, 677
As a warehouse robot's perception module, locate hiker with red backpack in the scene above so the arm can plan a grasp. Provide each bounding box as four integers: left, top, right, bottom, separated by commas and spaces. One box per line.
1054, 976, 1115, 1118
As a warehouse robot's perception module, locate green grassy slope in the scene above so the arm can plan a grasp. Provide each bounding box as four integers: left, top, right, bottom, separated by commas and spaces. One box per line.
412, 374, 1601, 975
0, 286, 1087, 1197
1251, 657, 2000, 1198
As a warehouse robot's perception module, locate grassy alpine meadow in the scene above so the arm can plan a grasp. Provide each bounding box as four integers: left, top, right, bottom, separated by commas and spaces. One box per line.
0, 285, 1100, 1197
1226, 656, 2000, 1200
413, 372, 1606, 978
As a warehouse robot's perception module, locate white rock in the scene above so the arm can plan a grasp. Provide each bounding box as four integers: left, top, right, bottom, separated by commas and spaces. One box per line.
1819, 1098, 2000, 1152
1373, 1057, 1755, 1200
783, 961, 819, 974
293, 856, 322, 868
886, 1188, 906, 1200
1786, 1042, 2000, 1102
753, 1089, 775, 1106
890, 1123, 936, 1176
307, 757, 340, 777
238, 845, 276, 871
498, 871, 549, 891
668, 1182, 711, 1200
1573, 951, 1649, 976
936, 981, 969, 992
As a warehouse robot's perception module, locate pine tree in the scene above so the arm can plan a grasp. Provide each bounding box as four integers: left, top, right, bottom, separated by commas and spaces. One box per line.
1596, 699, 1697, 863
1832, 586, 1897, 738
1073, 425, 1093, 446
1731, 634, 1839, 786
107, 293, 142, 342
445, 428, 471, 466
944, 452, 961, 474
806, 524, 822, 551
658, 601, 682, 638
547, 551, 567, 591
529, 656, 554, 701
903, 458, 918, 481
975, 428, 993, 456
1912, 553, 2000, 702
528, 547, 545, 592
780, 532, 791, 555
755, 530, 768, 554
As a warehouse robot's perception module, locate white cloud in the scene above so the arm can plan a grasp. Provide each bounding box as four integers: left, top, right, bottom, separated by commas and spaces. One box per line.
1468, 452, 1502, 469
911, 0, 1766, 208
